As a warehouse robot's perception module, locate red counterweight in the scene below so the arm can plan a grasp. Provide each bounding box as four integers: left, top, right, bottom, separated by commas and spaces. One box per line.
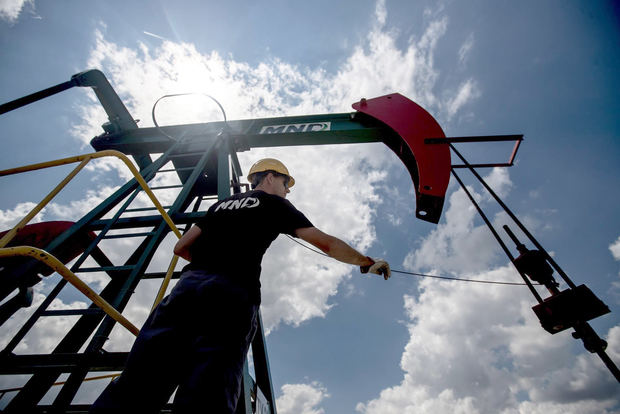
353, 94, 450, 223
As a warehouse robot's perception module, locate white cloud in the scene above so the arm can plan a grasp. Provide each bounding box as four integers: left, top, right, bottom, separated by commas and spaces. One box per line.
356, 267, 620, 413
0, 201, 42, 229
446, 78, 480, 120
403, 180, 497, 275
483, 167, 513, 199
0, 290, 87, 354
44, 187, 120, 222
403, 168, 517, 276
359, 168, 619, 413
357, 386, 480, 414
0, 0, 33, 23
74, 4, 473, 146
386, 213, 402, 226
242, 144, 387, 332
501, 399, 620, 414
3, 2, 616, 413
276, 382, 329, 414
459, 33, 475, 66
0, 185, 120, 241
609, 236, 620, 303
0, 1, 486, 404
610, 236, 620, 261
375, 0, 387, 27
66, 2, 477, 333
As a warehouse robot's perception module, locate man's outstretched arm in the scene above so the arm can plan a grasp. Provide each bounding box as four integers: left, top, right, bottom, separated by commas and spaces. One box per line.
295, 227, 390, 279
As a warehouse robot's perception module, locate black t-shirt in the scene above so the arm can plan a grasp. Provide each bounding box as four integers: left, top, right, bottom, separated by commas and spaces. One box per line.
184, 190, 313, 301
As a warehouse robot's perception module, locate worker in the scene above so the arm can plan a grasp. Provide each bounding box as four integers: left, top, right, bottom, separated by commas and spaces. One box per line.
90, 158, 390, 413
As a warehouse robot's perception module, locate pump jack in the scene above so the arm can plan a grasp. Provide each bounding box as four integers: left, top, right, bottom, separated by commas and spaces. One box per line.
0, 69, 617, 413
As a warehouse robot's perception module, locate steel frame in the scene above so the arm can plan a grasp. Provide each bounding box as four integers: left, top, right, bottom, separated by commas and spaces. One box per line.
1, 71, 453, 413
429, 137, 620, 383
2, 69, 615, 414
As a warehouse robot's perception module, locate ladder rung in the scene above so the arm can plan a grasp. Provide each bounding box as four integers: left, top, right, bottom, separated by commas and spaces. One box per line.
168, 151, 205, 158
42, 309, 104, 316
102, 232, 155, 239
124, 206, 172, 212
142, 271, 182, 280
0, 352, 129, 373
149, 184, 184, 190
158, 167, 196, 173
78, 265, 135, 272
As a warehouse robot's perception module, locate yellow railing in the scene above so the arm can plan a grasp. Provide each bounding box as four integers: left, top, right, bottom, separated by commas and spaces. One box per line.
0, 149, 182, 248
152, 255, 180, 311
0, 150, 185, 335
0, 246, 139, 335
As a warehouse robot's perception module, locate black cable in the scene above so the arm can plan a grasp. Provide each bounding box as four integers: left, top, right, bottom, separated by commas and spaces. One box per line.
389, 269, 535, 285
285, 235, 538, 286
286, 234, 329, 257
151, 93, 227, 141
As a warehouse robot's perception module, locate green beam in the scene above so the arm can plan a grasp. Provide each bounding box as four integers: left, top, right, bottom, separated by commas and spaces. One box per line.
218, 146, 230, 200
90, 112, 389, 157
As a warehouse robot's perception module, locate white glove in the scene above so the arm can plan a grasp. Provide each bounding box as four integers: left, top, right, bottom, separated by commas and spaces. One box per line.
361, 257, 391, 280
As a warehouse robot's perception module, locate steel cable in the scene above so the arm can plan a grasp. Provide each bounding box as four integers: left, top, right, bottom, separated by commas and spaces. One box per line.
151, 92, 227, 141
285, 235, 538, 286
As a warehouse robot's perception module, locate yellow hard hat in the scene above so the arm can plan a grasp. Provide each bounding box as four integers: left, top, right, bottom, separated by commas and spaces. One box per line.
247, 158, 295, 187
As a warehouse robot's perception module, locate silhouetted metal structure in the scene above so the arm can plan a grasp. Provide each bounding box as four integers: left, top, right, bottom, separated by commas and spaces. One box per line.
441, 138, 617, 382
0, 70, 616, 413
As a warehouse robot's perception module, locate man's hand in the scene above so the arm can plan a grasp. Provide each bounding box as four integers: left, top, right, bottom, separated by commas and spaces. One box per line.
361, 258, 391, 280
295, 227, 391, 280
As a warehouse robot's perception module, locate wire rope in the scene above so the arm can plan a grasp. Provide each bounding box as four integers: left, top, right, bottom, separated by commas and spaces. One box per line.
151, 93, 228, 141
285, 234, 538, 286
148, 93, 535, 289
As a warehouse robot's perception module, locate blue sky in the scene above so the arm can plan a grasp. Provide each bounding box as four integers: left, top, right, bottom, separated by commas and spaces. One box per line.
1, 0, 619, 413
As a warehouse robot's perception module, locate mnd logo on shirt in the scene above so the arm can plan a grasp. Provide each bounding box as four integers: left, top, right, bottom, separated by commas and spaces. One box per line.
214, 197, 260, 212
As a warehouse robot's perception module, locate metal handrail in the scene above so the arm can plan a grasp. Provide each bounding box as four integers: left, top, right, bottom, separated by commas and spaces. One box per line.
0, 149, 182, 248
0, 149, 186, 336
151, 255, 180, 311
0, 246, 139, 335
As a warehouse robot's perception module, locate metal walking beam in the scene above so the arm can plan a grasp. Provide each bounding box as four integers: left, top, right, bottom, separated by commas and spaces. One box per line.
90, 93, 453, 223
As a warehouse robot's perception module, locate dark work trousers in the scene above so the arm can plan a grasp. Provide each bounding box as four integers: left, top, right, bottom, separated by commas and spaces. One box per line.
90, 271, 259, 414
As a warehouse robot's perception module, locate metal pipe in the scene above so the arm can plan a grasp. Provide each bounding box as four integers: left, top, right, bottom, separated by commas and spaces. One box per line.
451, 168, 544, 303
503, 225, 524, 247
151, 255, 180, 311
449, 143, 578, 290
0, 157, 91, 248
0, 80, 76, 115
425, 134, 523, 144
507, 139, 522, 165
71, 70, 138, 131
0, 153, 94, 177
594, 340, 620, 382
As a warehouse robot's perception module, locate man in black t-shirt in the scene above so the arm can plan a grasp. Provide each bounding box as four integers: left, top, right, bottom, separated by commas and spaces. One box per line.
181, 183, 314, 304
91, 158, 390, 414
